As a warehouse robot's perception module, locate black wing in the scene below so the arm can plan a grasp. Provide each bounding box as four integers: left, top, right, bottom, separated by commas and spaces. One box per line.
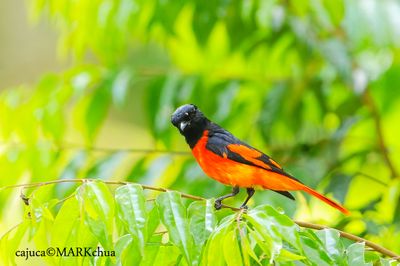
205, 123, 299, 200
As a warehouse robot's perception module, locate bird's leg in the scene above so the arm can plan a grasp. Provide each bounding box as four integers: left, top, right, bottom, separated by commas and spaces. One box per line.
240, 188, 255, 209
214, 186, 240, 210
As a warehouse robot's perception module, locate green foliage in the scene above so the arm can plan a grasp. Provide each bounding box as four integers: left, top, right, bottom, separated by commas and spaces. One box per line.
1, 181, 397, 265
1, 0, 400, 264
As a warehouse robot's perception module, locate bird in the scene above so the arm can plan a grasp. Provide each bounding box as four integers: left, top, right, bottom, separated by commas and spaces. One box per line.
170, 104, 350, 215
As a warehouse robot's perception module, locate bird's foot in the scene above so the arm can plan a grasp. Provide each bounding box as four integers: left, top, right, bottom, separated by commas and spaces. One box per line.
239, 205, 248, 210
214, 200, 222, 210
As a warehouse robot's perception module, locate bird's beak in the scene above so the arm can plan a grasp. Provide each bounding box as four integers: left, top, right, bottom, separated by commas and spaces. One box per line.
180, 121, 189, 131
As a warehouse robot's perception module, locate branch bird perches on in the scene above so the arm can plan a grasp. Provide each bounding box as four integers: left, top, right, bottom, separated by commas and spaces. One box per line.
1, 178, 399, 261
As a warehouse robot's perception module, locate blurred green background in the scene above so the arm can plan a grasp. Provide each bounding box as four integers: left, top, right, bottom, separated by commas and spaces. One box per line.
1, 0, 400, 255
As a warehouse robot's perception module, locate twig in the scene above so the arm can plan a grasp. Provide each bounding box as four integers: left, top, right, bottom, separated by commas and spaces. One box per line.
363, 90, 398, 178
1, 179, 203, 201
0, 140, 191, 156
355, 171, 388, 186
1, 179, 398, 260
59, 141, 190, 156
294, 220, 399, 260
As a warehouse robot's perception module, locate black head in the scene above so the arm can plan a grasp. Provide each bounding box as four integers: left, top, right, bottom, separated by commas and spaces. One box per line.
171, 104, 209, 147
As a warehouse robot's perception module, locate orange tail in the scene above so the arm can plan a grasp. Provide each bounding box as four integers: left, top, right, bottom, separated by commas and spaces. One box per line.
301, 186, 350, 215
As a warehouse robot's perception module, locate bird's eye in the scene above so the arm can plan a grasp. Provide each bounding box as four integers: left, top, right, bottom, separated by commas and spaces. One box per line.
183, 112, 190, 120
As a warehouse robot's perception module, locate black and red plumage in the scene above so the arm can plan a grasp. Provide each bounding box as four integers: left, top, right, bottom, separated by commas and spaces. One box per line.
171, 104, 349, 215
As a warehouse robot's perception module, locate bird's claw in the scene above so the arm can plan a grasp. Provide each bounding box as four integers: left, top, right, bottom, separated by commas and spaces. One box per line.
214, 200, 222, 210
240, 205, 248, 210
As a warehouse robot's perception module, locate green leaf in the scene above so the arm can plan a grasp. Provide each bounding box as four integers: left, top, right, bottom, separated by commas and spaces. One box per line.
314, 228, 344, 263
140, 242, 161, 266
379, 257, 400, 266
77, 181, 114, 250
188, 199, 217, 265
112, 69, 132, 107
325, 173, 352, 204
84, 84, 111, 142
246, 205, 301, 261
0, 221, 29, 265
364, 251, 381, 264
66, 218, 98, 265
139, 234, 163, 266
249, 205, 300, 247
142, 245, 182, 266
146, 205, 160, 240
223, 229, 242, 266
147, 73, 180, 148
115, 234, 141, 265
188, 199, 217, 246
156, 191, 194, 265
248, 225, 276, 262
324, 0, 344, 26
204, 217, 234, 266
276, 249, 306, 262
299, 230, 333, 266
320, 39, 352, 81
115, 184, 148, 255
240, 226, 261, 265
31, 208, 55, 265
27, 196, 56, 251
346, 242, 372, 266
51, 197, 80, 248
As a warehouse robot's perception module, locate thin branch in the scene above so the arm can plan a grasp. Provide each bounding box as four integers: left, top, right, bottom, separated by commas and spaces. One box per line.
294, 221, 399, 260
1, 179, 398, 260
0, 141, 191, 156
363, 90, 398, 178
355, 171, 388, 186
1, 179, 202, 200
59, 141, 191, 155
